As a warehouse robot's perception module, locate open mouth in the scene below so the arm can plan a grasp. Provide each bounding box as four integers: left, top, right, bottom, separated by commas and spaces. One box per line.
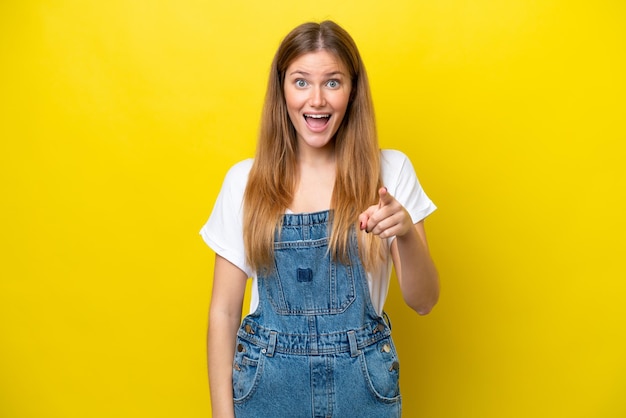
304, 113, 331, 129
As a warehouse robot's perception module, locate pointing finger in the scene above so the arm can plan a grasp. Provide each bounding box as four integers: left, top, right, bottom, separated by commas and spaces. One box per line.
378, 186, 394, 207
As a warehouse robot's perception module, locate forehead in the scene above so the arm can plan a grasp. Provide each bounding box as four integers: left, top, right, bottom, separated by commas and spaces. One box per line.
286, 50, 348, 75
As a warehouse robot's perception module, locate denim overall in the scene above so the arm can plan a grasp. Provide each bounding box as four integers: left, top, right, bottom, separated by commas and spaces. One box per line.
232, 211, 401, 417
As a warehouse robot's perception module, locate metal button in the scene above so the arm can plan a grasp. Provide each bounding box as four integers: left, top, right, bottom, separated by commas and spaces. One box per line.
389, 361, 400, 372
373, 323, 385, 334
244, 324, 255, 334
381, 343, 391, 353
237, 343, 245, 353
233, 363, 241, 371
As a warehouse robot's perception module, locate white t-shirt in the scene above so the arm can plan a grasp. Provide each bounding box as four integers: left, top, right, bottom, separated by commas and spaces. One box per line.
200, 149, 436, 315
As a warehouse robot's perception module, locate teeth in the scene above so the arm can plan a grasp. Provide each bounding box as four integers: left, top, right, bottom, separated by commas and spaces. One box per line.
305, 114, 330, 119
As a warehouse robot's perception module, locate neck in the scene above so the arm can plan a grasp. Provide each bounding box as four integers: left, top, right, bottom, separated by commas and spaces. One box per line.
290, 145, 336, 214
297, 143, 336, 168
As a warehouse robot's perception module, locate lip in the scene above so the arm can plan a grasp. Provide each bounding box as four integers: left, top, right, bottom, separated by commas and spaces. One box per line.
303, 113, 331, 133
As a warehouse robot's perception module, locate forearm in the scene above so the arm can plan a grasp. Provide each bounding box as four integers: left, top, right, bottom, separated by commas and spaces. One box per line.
207, 308, 241, 417
393, 223, 439, 315
207, 255, 247, 417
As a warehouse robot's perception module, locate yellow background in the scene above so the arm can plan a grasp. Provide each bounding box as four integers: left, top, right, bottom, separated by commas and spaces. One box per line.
1, 1, 625, 417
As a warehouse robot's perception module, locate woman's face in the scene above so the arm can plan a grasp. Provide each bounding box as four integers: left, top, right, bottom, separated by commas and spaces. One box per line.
283, 50, 352, 156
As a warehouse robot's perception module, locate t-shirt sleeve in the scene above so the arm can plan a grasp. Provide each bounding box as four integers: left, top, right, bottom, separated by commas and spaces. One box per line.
382, 149, 436, 224
199, 160, 253, 278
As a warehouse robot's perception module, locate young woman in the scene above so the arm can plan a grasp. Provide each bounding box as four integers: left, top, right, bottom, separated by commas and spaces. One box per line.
201, 20, 439, 418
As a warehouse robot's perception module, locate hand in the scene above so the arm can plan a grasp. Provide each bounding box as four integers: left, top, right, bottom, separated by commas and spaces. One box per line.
358, 187, 414, 239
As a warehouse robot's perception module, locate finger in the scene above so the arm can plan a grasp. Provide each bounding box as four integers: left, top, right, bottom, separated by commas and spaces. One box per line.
358, 204, 378, 231
358, 212, 369, 231
369, 212, 401, 237
378, 186, 395, 207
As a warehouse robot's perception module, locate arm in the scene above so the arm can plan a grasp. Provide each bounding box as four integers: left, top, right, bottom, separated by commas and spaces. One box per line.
390, 220, 439, 315
207, 254, 248, 417
359, 187, 439, 315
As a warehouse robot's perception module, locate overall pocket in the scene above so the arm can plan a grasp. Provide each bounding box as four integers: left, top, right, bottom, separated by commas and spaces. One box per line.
232, 338, 265, 403
359, 338, 401, 402
265, 237, 356, 315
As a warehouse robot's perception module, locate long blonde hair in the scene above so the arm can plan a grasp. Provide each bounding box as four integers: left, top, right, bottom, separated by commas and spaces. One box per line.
243, 21, 384, 273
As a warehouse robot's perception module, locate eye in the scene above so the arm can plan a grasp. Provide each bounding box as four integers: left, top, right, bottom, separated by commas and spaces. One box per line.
295, 79, 308, 88
327, 79, 340, 89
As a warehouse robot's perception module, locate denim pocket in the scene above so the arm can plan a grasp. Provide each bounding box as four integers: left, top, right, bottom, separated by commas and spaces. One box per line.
232, 339, 265, 403
266, 238, 356, 315
359, 338, 401, 402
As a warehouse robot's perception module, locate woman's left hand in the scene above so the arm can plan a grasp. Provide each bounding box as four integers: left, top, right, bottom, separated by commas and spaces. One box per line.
358, 187, 414, 239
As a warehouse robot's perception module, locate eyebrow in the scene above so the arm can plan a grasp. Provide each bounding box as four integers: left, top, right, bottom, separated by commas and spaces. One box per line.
288, 70, 346, 77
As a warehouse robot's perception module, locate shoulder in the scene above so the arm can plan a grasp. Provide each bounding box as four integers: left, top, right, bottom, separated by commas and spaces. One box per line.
381, 148, 409, 163
225, 158, 254, 181
222, 158, 254, 190
380, 149, 414, 183
213, 158, 254, 210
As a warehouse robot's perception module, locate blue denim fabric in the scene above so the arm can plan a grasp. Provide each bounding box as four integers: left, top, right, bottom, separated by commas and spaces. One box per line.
233, 211, 401, 418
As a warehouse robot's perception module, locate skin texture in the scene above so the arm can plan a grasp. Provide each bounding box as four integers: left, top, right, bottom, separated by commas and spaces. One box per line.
284, 50, 351, 164
359, 187, 440, 315
283, 50, 351, 213
206, 50, 439, 417
207, 256, 247, 418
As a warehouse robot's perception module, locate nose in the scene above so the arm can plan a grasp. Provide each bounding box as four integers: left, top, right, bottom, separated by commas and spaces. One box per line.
309, 86, 326, 107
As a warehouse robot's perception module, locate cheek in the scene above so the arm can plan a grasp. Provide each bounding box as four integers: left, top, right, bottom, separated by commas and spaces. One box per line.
285, 97, 298, 113
332, 90, 351, 113
284, 86, 303, 106
283, 94, 297, 119
332, 98, 350, 120
286, 110, 300, 127
285, 97, 300, 116
285, 100, 304, 122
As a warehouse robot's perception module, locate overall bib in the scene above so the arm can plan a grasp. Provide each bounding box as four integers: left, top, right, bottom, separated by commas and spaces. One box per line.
232, 211, 402, 418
